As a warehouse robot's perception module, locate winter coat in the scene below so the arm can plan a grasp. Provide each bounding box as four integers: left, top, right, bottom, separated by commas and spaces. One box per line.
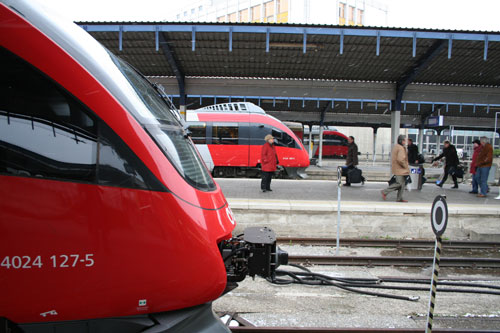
407, 144, 419, 164
391, 144, 410, 176
261, 142, 278, 172
476, 143, 493, 168
470, 145, 482, 174
346, 142, 359, 166
433, 144, 459, 167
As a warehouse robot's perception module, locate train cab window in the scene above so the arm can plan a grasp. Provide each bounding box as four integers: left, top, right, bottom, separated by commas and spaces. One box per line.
111, 53, 215, 191
239, 104, 247, 111
188, 122, 207, 144
272, 129, 296, 149
0, 48, 97, 182
97, 123, 165, 191
212, 123, 238, 145
0, 48, 165, 191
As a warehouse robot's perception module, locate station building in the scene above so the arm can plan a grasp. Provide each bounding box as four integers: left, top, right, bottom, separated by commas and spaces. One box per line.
172, 0, 388, 26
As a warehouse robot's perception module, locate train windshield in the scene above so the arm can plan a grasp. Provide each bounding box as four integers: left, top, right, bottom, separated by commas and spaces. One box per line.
111, 55, 215, 191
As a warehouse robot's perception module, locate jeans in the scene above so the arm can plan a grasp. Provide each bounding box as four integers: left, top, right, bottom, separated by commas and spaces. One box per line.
471, 172, 479, 193
476, 166, 491, 196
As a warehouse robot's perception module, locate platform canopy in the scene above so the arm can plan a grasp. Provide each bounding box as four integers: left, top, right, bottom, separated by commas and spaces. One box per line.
78, 22, 500, 129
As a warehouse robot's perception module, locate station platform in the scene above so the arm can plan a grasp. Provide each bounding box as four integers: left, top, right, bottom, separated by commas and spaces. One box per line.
217, 178, 500, 241
304, 160, 443, 181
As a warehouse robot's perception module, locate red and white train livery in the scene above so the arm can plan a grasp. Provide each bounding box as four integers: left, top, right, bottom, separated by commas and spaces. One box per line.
0, 1, 285, 332
187, 102, 310, 178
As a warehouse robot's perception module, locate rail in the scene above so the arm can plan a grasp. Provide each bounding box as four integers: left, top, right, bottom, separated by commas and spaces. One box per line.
277, 237, 500, 250
287, 255, 500, 268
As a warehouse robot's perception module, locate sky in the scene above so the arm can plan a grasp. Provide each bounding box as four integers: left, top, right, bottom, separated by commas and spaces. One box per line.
40, 0, 500, 31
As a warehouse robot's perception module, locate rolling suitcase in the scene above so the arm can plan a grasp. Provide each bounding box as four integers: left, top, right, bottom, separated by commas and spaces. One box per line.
347, 167, 362, 184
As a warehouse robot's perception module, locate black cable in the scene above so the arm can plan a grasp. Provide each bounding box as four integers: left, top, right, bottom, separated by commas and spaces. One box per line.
339, 283, 500, 296
269, 268, 419, 301
277, 270, 381, 285
269, 265, 500, 302
380, 278, 500, 290
222, 247, 248, 262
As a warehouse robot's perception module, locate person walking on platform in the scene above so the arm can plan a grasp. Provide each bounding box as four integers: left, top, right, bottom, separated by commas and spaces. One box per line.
476, 136, 493, 198
381, 135, 410, 202
432, 140, 459, 189
407, 138, 419, 164
469, 139, 482, 194
261, 134, 278, 193
342, 136, 365, 186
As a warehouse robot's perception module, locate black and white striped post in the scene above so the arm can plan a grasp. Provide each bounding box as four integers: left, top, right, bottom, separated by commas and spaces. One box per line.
426, 195, 448, 333
336, 166, 342, 256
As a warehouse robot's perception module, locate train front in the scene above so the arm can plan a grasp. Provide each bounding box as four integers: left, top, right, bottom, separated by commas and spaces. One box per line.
0, 1, 286, 332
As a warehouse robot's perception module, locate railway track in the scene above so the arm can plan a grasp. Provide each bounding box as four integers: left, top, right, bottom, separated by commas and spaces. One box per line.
222, 314, 498, 332
287, 255, 500, 268
277, 237, 500, 249
230, 328, 496, 333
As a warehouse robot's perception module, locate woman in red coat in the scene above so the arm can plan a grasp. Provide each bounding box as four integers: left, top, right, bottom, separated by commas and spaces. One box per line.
261, 134, 278, 192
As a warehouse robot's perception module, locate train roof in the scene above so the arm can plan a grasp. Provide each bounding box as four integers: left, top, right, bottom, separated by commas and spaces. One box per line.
194, 102, 265, 114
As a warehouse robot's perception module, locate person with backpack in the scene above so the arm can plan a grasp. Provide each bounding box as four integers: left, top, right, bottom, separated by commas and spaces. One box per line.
432, 140, 460, 189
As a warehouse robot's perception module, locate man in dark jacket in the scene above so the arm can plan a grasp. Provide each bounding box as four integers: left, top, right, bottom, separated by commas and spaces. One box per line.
261, 134, 278, 192
432, 141, 459, 188
407, 138, 419, 164
343, 136, 365, 186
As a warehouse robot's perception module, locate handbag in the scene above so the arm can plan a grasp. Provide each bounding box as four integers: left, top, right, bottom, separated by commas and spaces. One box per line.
388, 175, 412, 185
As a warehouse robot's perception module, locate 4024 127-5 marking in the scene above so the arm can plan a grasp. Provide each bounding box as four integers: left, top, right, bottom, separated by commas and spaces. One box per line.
1, 254, 95, 269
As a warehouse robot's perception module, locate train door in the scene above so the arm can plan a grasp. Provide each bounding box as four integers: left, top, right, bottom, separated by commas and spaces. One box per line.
208, 122, 249, 167
249, 123, 271, 167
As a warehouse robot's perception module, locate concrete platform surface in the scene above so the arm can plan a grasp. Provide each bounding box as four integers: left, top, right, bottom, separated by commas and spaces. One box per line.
217, 179, 500, 241
217, 178, 500, 206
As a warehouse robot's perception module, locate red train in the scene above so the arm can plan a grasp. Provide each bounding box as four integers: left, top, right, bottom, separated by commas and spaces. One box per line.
0, 1, 285, 331
187, 103, 310, 178
304, 128, 349, 158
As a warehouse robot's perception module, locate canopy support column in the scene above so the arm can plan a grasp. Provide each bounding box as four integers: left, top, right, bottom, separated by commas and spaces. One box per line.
159, 32, 186, 118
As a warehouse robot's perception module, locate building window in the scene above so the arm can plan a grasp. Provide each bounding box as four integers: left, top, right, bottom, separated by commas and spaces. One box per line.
184, 11, 187, 17
339, 3, 345, 18
348, 6, 355, 22
357, 9, 364, 25
176, 14, 180, 20
191, 8, 195, 14
240, 8, 249, 21
199, 5, 203, 12
252, 5, 261, 21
